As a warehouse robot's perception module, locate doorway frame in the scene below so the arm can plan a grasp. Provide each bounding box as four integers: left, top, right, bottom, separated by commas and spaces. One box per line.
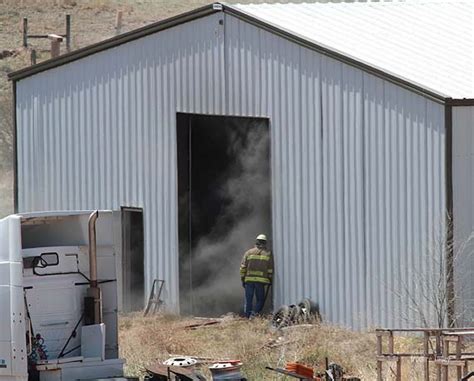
176, 112, 273, 315
121, 206, 145, 312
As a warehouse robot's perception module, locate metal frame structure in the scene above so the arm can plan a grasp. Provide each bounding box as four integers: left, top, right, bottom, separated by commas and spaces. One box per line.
376, 328, 474, 381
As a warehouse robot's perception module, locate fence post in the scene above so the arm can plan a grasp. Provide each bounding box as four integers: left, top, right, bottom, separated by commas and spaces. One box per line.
30, 49, 36, 65
376, 332, 383, 381
22, 17, 28, 48
115, 10, 123, 35
423, 331, 430, 381
65, 14, 71, 52
48, 34, 63, 58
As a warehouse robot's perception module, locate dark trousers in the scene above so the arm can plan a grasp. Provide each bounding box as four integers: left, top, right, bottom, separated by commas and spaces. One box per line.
244, 282, 266, 318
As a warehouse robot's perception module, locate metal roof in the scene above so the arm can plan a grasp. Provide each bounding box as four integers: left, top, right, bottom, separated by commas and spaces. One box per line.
232, 0, 474, 99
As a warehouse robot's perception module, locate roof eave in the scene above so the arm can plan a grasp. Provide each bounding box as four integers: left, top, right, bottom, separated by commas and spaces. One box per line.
445, 98, 474, 106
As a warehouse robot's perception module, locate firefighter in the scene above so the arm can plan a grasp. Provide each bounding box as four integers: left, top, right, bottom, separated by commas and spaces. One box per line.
240, 234, 273, 318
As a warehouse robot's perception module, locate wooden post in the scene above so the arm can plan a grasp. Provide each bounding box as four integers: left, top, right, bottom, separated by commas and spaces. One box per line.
30, 49, 36, 65
388, 332, 394, 355
48, 34, 63, 58
423, 332, 430, 381
376, 333, 383, 381
442, 337, 449, 381
456, 336, 462, 380
22, 17, 28, 48
396, 358, 402, 381
436, 333, 442, 381
115, 10, 123, 35
387, 332, 402, 381
65, 14, 71, 52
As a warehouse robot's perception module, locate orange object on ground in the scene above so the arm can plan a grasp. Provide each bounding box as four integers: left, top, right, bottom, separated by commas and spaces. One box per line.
285, 362, 314, 378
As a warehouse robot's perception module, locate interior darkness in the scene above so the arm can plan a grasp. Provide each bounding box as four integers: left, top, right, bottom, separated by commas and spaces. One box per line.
122, 208, 144, 312
177, 113, 272, 316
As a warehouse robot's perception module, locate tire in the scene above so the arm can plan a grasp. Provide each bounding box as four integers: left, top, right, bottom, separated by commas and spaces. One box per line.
297, 299, 311, 323
298, 298, 321, 323
271, 305, 291, 329
288, 304, 303, 325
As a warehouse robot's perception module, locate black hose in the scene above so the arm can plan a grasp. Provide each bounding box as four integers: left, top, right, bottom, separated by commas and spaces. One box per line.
60, 345, 81, 358
33, 266, 90, 283
58, 313, 84, 358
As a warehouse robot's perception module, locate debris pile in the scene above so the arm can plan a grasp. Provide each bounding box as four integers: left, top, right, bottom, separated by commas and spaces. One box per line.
209, 360, 245, 380
271, 298, 321, 329
146, 357, 246, 381
267, 359, 361, 381
119, 313, 373, 379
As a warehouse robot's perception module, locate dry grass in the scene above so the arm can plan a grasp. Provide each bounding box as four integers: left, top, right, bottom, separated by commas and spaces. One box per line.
120, 314, 474, 380
118, 314, 435, 380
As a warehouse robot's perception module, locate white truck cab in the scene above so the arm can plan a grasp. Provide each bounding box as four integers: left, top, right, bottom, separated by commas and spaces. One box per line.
0, 211, 136, 381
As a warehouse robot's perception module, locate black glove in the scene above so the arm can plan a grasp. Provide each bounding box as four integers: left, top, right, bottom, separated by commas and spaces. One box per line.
242, 280, 246, 288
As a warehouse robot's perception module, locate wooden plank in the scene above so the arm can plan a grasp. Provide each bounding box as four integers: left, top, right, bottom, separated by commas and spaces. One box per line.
442, 336, 460, 342
457, 338, 463, 380
376, 335, 383, 381
423, 332, 430, 381
388, 332, 394, 355
434, 359, 467, 367
376, 356, 401, 362
442, 339, 449, 381
443, 331, 474, 336
396, 358, 402, 381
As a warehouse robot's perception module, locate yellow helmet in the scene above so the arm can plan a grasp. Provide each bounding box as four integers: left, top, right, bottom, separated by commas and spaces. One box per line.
256, 234, 267, 241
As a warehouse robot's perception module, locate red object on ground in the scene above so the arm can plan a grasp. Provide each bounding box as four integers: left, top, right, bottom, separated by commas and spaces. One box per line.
285, 362, 314, 379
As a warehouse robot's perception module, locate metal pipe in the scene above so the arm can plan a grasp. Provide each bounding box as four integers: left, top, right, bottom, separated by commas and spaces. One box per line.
88, 210, 99, 288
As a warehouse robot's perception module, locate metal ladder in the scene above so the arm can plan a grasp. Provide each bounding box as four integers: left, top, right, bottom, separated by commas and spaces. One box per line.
144, 279, 165, 316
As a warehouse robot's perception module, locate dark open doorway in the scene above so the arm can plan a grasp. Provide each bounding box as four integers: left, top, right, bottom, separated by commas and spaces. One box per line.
177, 113, 272, 316
121, 207, 145, 312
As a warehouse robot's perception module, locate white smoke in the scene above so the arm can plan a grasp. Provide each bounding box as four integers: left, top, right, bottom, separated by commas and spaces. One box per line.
182, 120, 271, 316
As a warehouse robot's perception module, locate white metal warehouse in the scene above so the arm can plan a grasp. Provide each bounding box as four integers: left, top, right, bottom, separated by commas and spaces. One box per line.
9, 0, 474, 329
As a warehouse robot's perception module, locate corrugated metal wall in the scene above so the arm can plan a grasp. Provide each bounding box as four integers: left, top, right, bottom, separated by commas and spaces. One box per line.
224, 15, 446, 329
453, 106, 474, 325
16, 13, 226, 311
15, 11, 446, 328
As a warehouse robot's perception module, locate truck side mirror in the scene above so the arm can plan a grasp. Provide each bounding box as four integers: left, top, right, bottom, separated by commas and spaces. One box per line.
36, 252, 59, 268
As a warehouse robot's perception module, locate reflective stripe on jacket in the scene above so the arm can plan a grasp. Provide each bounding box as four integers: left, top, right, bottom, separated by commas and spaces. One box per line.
240, 247, 273, 284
